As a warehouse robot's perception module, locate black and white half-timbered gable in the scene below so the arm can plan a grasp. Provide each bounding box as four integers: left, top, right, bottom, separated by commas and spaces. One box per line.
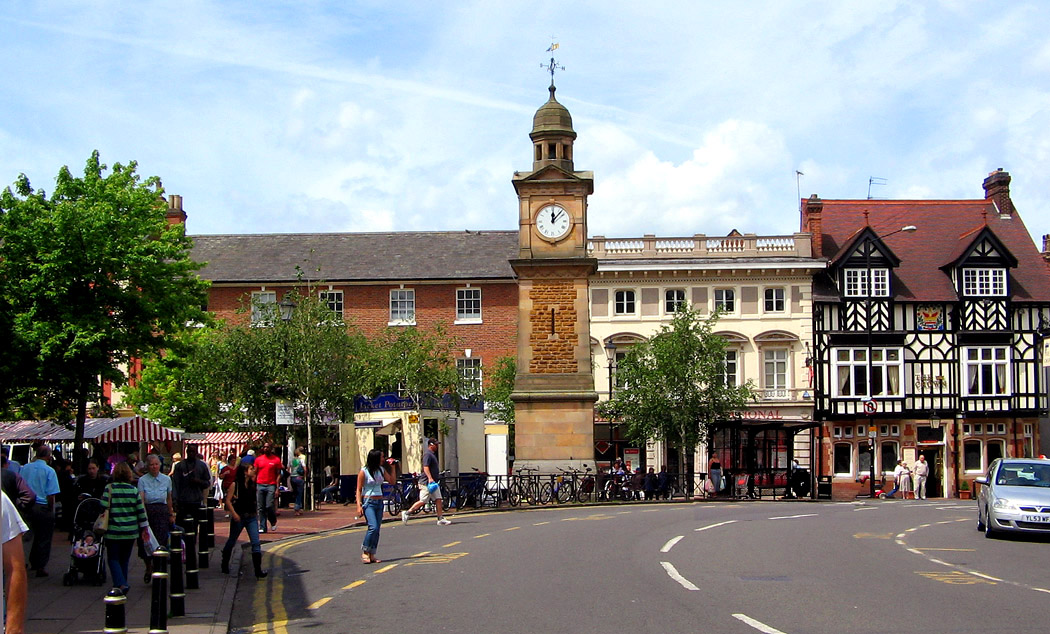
801, 170, 1050, 499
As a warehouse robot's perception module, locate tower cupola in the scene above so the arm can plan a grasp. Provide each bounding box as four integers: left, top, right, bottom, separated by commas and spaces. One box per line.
530, 84, 576, 172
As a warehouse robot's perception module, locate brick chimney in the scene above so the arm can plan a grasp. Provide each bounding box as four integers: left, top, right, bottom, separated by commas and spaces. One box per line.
166, 194, 187, 226
982, 169, 1013, 217
802, 194, 824, 258
1043, 234, 1050, 270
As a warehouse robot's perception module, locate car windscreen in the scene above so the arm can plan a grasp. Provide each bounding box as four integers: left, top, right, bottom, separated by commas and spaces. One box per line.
994, 463, 1050, 487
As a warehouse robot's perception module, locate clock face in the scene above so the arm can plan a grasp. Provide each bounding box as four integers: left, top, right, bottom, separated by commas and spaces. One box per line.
535, 204, 572, 240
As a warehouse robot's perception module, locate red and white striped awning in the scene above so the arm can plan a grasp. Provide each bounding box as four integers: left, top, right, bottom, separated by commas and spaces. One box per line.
182, 431, 265, 462
86, 416, 182, 443
0, 420, 74, 442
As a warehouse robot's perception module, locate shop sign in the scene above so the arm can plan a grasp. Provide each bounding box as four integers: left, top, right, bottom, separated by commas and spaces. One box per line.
732, 409, 784, 420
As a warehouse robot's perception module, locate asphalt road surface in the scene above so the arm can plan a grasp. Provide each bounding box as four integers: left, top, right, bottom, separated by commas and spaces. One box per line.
229, 500, 1050, 634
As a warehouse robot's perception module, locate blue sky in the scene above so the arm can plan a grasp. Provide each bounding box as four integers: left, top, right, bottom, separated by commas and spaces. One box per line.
2, 1, 1049, 245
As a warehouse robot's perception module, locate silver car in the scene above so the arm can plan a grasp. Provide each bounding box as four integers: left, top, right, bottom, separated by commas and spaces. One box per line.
975, 457, 1050, 538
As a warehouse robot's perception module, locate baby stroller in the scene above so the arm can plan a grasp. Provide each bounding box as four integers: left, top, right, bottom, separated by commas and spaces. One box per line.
62, 496, 107, 586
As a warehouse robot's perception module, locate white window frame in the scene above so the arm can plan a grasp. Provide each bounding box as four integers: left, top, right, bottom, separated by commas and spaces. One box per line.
880, 440, 900, 475
843, 268, 890, 297
833, 426, 843, 438
831, 347, 904, 398
250, 291, 277, 326
455, 287, 482, 324
457, 358, 483, 396
722, 350, 739, 388
389, 288, 416, 325
319, 290, 344, 321
763, 348, 789, 399
844, 426, 853, 439
714, 288, 736, 313
963, 438, 984, 473
665, 289, 686, 314
614, 289, 636, 316
763, 287, 785, 313
962, 346, 1010, 396
962, 268, 1006, 297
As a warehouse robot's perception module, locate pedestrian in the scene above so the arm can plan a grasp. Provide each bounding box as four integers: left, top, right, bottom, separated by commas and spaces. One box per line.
357, 449, 396, 564
401, 438, 451, 526
254, 441, 283, 533
124, 452, 144, 483
657, 465, 669, 500
319, 463, 340, 504
166, 453, 182, 476
290, 446, 306, 516
1, 454, 35, 515
137, 454, 174, 584
643, 467, 657, 500
101, 462, 150, 595
219, 456, 268, 579
708, 461, 723, 498
3, 490, 29, 634
20, 445, 60, 577
913, 455, 930, 500
897, 461, 912, 500
171, 444, 212, 557
74, 458, 110, 501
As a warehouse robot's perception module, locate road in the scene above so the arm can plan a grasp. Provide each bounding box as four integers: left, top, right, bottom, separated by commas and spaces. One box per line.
229, 500, 1050, 634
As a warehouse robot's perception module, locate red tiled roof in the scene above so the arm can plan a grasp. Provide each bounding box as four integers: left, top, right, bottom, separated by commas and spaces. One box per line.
808, 199, 1050, 302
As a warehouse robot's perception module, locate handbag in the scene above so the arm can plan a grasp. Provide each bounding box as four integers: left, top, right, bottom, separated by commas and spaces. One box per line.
93, 485, 111, 534
143, 525, 160, 556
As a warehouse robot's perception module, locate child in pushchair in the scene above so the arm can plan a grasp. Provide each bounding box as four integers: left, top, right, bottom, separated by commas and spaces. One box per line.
62, 496, 107, 586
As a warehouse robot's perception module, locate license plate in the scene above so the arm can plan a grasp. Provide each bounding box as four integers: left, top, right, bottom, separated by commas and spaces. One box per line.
1021, 515, 1050, 523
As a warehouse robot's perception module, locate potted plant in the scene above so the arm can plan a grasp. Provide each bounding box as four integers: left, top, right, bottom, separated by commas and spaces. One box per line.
959, 480, 971, 499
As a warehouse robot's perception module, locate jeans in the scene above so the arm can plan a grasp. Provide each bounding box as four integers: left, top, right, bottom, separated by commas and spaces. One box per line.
361, 498, 383, 554
291, 477, 305, 510
222, 514, 262, 557
28, 504, 55, 571
107, 538, 135, 590
256, 483, 276, 530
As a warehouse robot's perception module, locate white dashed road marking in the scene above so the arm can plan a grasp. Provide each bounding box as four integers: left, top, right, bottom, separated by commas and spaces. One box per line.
660, 536, 684, 553
733, 613, 789, 633
695, 520, 737, 532
660, 561, 699, 591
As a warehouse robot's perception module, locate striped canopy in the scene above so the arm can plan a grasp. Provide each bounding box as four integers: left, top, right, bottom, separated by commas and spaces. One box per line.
0, 417, 181, 443
182, 431, 265, 462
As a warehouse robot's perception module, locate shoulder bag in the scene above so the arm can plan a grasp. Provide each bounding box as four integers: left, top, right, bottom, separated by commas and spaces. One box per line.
93, 484, 112, 534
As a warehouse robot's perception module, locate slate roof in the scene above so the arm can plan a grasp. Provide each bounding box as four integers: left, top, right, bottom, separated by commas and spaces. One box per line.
190, 231, 519, 283
808, 200, 1050, 302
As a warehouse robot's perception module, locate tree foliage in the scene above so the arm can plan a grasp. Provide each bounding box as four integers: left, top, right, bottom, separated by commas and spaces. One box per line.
368, 323, 462, 410
597, 307, 755, 460
483, 355, 516, 425
0, 151, 210, 462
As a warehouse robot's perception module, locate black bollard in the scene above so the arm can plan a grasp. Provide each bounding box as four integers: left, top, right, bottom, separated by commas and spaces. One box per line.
184, 516, 200, 590
103, 587, 127, 634
196, 506, 210, 569
149, 547, 169, 634
168, 529, 185, 618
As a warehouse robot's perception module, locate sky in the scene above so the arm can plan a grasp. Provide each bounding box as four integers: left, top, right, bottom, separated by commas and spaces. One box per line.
2, 1, 1049, 245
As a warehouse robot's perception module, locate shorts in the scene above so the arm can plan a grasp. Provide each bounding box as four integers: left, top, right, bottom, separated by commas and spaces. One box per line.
418, 482, 442, 503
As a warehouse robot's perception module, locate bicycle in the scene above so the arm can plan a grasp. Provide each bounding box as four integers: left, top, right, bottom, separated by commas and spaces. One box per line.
453, 467, 488, 510
508, 467, 549, 506
554, 465, 593, 504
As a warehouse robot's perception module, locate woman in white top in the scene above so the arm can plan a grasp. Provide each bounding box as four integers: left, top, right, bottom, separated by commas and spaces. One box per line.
356, 449, 395, 564
895, 461, 912, 499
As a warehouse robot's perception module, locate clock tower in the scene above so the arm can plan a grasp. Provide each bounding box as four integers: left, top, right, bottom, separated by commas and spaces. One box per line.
510, 83, 597, 471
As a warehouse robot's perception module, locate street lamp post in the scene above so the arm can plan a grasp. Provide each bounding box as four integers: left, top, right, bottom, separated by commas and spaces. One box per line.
865, 224, 917, 498
605, 339, 617, 465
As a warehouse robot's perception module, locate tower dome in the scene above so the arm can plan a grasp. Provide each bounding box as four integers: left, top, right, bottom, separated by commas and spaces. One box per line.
529, 84, 576, 172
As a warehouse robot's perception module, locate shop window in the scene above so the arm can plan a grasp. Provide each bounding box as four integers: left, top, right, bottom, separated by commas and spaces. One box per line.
964, 439, 982, 472
880, 441, 898, 474
833, 443, 852, 476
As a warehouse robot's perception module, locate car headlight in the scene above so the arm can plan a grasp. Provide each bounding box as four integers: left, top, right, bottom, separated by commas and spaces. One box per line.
992, 497, 1017, 511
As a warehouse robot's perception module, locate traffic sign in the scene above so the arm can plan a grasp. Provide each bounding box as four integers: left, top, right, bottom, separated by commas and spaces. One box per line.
861, 398, 878, 415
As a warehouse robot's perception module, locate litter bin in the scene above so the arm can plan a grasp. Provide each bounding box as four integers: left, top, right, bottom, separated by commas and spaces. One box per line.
816, 475, 832, 500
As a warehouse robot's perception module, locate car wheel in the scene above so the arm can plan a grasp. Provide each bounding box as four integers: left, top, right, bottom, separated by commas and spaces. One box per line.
984, 511, 997, 539
976, 506, 986, 532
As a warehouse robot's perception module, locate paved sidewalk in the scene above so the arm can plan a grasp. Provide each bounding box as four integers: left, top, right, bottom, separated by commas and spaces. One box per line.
24, 502, 361, 634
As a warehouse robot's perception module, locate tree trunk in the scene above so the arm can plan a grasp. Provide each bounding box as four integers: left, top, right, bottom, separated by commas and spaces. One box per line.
74, 376, 89, 473
306, 400, 314, 512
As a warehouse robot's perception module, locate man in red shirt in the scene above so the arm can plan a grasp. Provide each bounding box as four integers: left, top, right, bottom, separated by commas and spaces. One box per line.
253, 442, 283, 533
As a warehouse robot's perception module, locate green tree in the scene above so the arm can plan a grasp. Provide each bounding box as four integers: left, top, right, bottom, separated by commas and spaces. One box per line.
369, 323, 462, 410
0, 151, 210, 466
597, 307, 755, 488
483, 355, 516, 425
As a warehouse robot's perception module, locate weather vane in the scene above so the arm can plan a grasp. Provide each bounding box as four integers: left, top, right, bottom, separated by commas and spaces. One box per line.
542, 39, 564, 87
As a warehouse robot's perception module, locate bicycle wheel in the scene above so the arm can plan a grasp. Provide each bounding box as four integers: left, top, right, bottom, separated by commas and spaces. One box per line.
538, 481, 553, 505
388, 489, 402, 515
508, 482, 522, 507
555, 479, 572, 504
575, 483, 590, 504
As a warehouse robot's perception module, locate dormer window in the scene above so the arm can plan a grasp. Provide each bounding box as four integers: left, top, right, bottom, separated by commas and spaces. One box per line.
843, 268, 889, 297
962, 268, 1006, 297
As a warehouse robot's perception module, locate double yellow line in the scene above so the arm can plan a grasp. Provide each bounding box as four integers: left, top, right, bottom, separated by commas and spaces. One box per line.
249, 526, 361, 634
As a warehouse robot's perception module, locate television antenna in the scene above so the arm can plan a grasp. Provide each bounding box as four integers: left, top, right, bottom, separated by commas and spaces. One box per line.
867, 176, 887, 200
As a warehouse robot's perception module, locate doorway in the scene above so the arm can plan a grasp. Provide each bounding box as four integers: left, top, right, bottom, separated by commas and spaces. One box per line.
918, 447, 943, 498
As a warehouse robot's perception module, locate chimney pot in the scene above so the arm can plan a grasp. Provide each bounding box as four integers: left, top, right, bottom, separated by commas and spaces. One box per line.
982, 169, 1013, 217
